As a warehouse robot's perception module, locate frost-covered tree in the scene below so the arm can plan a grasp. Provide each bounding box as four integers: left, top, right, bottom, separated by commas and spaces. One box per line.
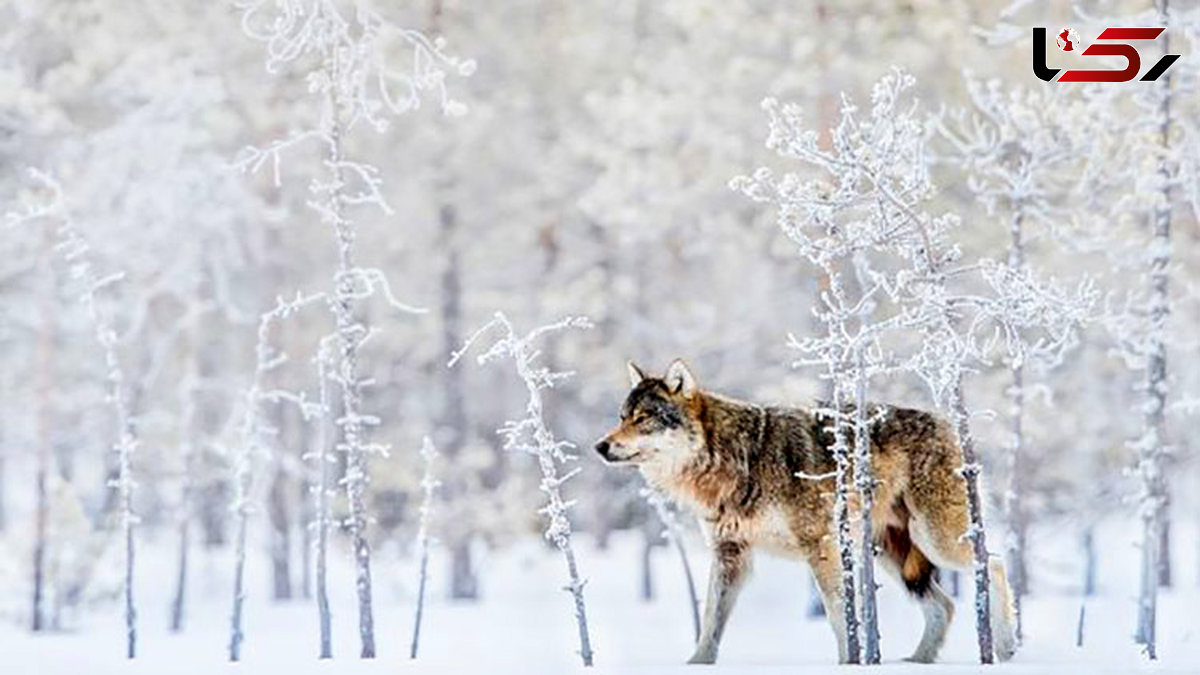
1062, 0, 1200, 657
739, 68, 1032, 664
450, 312, 595, 667
7, 172, 140, 658
228, 291, 325, 662
232, 0, 472, 658
309, 336, 335, 659
1122, 4, 1183, 659
735, 69, 997, 664
937, 77, 1098, 640
733, 95, 898, 665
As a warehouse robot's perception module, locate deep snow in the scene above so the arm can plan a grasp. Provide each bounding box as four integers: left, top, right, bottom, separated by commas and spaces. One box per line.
5, 517, 1199, 674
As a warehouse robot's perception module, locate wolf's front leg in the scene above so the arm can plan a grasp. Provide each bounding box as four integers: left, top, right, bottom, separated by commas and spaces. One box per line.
688, 540, 752, 665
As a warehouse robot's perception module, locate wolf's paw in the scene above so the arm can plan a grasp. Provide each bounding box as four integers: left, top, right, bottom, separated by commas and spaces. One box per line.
992, 625, 1018, 662
903, 651, 937, 664
994, 634, 1017, 662
686, 651, 717, 665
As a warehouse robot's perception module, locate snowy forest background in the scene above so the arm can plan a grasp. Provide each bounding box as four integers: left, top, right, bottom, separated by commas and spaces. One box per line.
3, 0, 1200, 672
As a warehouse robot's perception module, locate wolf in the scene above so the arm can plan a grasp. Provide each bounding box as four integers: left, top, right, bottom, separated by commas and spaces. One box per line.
595, 359, 1017, 665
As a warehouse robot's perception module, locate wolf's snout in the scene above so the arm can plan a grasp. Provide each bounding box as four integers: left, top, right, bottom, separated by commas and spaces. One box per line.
594, 440, 612, 460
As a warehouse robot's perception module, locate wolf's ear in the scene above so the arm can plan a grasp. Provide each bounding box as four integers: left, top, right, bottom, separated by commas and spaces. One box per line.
627, 360, 647, 388
665, 359, 697, 396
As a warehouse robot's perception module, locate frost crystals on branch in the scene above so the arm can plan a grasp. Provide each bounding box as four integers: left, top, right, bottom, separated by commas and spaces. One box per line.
449, 312, 595, 667
232, 0, 471, 659
229, 291, 326, 662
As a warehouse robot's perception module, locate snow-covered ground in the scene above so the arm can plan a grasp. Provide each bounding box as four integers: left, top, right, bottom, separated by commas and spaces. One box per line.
7, 518, 1199, 674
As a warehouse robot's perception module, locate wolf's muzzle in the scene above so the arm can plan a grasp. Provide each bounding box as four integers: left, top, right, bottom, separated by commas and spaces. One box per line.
594, 440, 614, 461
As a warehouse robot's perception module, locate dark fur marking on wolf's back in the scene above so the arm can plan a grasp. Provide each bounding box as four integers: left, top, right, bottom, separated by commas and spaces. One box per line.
597, 360, 1017, 665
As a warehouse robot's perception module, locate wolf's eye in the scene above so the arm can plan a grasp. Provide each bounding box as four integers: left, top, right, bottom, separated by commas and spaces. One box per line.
632, 413, 650, 425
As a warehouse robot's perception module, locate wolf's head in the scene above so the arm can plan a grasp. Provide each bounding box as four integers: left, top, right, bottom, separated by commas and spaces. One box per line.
595, 359, 704, 472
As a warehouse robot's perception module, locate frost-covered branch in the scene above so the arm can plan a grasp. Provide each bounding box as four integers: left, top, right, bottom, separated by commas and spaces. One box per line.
450, 311, 594, 666
937, 77, 1100, 642
229, 290, 326, 662
641, 485, 701, 642
231, 0, 470, 659
233, 0, 475, 185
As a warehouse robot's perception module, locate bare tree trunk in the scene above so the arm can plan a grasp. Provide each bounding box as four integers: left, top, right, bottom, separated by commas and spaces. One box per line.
437, 202, 477, 601
1136, 1, 1172, 659
268, 463, 292, 601
643, 487, 701, 640
169, 399, 194, 633
1076, 602, 1086, 647
1082, 526, 1097, 597
1157, 495, 1171, 588
423, 0, 477, 604
816, 267, 861, 664
56, 212, 139, 658
450, 314, 595, 665
410, 437, 438, 660
320, 45, 376, 659
268, 400, 294, 602
671, 531, 700, 641
170, 337, 200, 633
1005, 208, 1028, 642
32, 257, 52, 632
852, 349, 880, 664
299, 475, 313, 601
410, 551, 431, 657
825, 390, 861, 663
229, 303, 301, 661
199, 479, 229, 547
169, 513, 190, 632
449, 540, 478, 600
1077, 526, 1096, 647
1005, 362, 1028, 636
313, 351, 333, 659
950, 380, 994, 664
229, 412, 253, 663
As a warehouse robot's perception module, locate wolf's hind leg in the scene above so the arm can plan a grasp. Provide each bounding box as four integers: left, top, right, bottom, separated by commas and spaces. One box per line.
808, 545, 852, 664
879, 525, 954, 663
907, 493, 1018, 662
911, 580, 955, 663
988, 556, 1017, 661
688, 540, 751, 665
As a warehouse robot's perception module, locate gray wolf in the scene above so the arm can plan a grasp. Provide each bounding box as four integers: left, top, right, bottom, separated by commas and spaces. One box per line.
595, 359, 1016, 664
